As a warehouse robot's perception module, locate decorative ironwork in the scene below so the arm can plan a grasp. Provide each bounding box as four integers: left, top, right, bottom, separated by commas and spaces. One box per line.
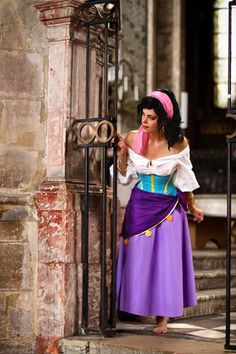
96, 120, 114, 143
75, 122, 96, 144
81, 0, 120, 26
225, 0, 236, 350
73, 0, 120, 337
73, 117, 115, 146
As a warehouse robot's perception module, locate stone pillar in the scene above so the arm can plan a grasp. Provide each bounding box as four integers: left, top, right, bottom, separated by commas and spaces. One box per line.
34, 1, 110, 352
154, 0, 185, 101
33, 1, 83, 353
171, 0, 183, 100
35, 0, 84, 180
146, 0, 155, 94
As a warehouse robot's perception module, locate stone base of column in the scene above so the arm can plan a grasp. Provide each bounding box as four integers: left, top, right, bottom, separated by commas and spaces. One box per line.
34, 181, 77, 354
35, 335, 61, 354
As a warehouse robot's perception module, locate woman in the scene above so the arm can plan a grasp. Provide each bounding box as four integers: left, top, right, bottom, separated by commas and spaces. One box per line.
115, 89, 204, 334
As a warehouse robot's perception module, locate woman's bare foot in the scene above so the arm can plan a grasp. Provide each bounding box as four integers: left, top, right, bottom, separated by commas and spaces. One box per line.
152, 316, 169, 334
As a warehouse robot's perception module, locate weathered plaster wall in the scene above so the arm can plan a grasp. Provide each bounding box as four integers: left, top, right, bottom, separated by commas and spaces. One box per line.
119, 0, 147, 133
0, 0, 47, 347
0, 0, 47, 192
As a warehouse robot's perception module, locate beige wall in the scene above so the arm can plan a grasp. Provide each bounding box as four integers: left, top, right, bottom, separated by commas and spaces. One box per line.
0, 0, 47, 347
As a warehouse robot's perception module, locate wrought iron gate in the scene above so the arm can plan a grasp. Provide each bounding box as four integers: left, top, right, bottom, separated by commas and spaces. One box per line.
225, 0, 236, 350
72, 0, 120, 336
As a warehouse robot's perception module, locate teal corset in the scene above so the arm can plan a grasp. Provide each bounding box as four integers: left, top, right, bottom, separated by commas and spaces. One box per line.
137, 172, 177, 196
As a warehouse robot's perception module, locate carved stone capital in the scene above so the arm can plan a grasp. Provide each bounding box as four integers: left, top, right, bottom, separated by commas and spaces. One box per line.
34, 0, 85, 27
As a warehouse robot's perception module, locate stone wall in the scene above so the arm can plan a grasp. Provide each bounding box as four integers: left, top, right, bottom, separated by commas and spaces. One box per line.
1, 0, 119, 352
0, 0, 47, 348
119, 0, 147, 133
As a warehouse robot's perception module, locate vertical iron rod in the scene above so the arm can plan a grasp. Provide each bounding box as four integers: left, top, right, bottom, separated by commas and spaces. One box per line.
225, 1, 232, 348
100, 21, 109, 333
101, 146, 108, 333
104, 22, 109, 118
82, 24, 91, 333
228, 2, 232, 112
110, 19, 119, 330
225, 140, 232, 348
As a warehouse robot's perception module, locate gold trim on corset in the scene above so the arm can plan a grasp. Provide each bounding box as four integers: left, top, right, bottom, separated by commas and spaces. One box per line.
151, 175, 155, 192
164, 172, 174, 194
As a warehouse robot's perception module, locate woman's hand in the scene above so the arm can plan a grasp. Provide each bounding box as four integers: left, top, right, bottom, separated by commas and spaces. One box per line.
117, 133, 128, 159
190, 205, 204, 223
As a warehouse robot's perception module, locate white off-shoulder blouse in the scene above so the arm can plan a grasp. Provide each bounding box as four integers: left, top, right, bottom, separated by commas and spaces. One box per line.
111, 146, 200, 192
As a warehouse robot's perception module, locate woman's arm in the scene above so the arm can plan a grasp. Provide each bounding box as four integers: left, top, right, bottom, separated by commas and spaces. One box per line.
117, 133, 128, 176
184, 191, 204, 223
117, 131, 136, 176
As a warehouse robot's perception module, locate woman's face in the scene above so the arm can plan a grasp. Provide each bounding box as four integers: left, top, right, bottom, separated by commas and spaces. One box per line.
141, 108, 158, 133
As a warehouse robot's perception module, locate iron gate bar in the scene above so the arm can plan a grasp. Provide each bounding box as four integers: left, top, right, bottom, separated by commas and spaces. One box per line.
227, 0, 236, 114
225, 1, 236, 349
225, 138, 233, 349
81, 23, 91, 333
100, 21, 109, 333
74, 142, 113, 149
82, 18, 117, 26
76, 0, 120, 336
101, 146, 108, 332
110, 15, 119, 330
228, 1, 232, 112
73, 115, 116, 123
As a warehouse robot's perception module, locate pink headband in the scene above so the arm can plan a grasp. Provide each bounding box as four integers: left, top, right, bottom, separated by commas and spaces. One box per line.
133, 91, 173, 154
149, 91, 174, 119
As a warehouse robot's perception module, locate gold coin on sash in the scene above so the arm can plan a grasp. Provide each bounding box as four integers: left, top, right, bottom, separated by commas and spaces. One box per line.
145, 230, 152, 237
167, 214, 173, 221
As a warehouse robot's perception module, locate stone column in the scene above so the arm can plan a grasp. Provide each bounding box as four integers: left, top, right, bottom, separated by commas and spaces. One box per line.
171, 0, 183, 100
33, 1, 83, 353
146, 0, 155, 94
154, 0, 185, 101
34, 0, 112, 352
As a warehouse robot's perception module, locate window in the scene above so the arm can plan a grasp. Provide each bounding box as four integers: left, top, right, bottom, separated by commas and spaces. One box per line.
213, 0, 234, 108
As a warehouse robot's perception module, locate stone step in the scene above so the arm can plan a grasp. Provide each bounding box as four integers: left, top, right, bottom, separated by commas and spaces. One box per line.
59, 334, 230, 354
195, 268, 236, 290
184, 287, 236, 317
193, 249, 236, 270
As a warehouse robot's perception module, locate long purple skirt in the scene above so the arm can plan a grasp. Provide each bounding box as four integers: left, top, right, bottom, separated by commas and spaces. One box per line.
116, 205, 197, 317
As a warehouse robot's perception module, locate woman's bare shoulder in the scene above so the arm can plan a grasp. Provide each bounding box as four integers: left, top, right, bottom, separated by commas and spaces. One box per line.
124, 130, 137, 148
172, 136, 189, 153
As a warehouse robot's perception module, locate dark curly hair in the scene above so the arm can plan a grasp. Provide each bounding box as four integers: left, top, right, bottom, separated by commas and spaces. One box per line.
137, 88, 184, 149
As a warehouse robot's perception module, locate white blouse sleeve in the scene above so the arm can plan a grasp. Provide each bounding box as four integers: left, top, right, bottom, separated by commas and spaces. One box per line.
173, 147, 200, 192
109, 156, 138, 185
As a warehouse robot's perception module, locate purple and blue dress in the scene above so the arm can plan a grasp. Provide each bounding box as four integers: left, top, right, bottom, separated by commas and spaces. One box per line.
115, 146, 199, 318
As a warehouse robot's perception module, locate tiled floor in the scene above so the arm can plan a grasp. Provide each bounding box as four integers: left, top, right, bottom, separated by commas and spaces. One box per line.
117, 312, 236, 344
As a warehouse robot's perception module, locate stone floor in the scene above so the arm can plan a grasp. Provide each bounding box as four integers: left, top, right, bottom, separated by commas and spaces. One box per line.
117, 312, 236, 344
2, 313, 236, 353
0, 339, 34, 354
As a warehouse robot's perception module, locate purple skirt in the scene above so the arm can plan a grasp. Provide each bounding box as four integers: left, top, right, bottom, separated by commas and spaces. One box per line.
116, 204, 197, 317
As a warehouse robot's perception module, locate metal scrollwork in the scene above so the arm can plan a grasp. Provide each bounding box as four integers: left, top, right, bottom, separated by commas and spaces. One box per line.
74, 119, 114, 145
96, 120, 114, 143
81, 1, 117, 25
82, 4, 98, 23
75, 122, 96, 145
